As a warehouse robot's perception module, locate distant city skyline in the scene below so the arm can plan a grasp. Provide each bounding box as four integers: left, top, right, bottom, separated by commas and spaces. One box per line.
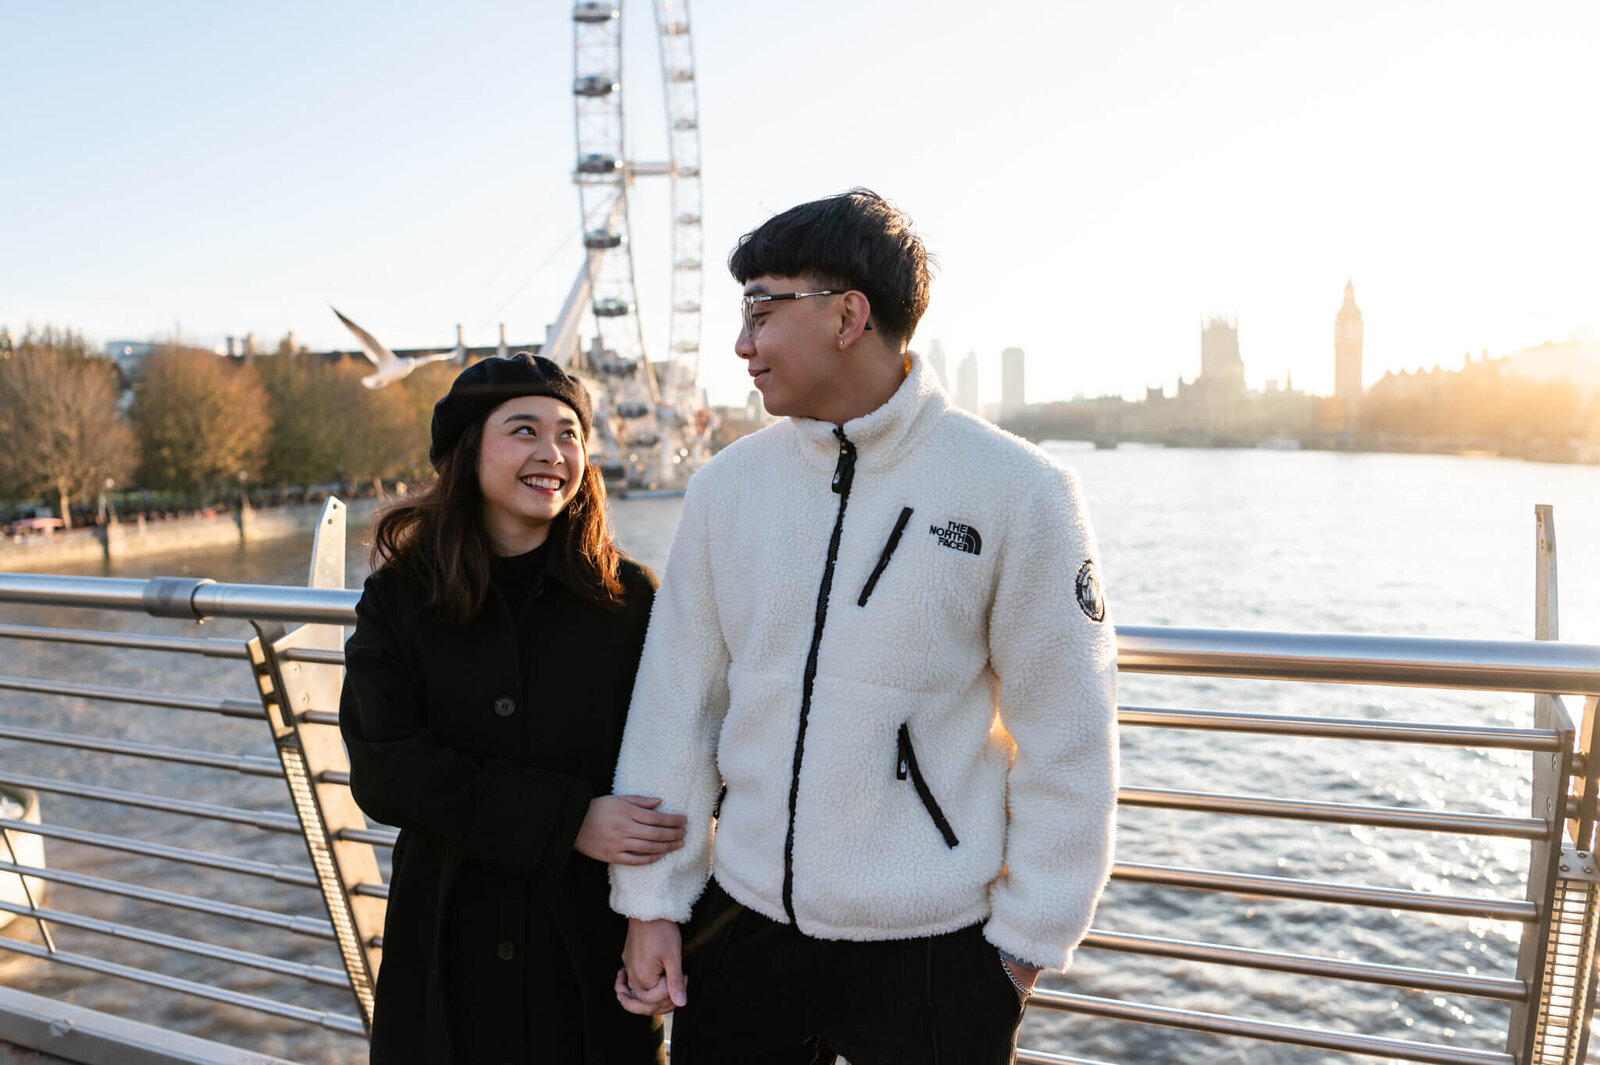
3, 2, 1596, 407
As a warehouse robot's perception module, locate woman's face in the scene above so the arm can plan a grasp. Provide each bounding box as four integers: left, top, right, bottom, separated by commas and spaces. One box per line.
475, 395, 586, 552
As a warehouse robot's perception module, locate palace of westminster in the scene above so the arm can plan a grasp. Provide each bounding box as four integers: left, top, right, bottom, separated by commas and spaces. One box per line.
1074, 280, 1367, 444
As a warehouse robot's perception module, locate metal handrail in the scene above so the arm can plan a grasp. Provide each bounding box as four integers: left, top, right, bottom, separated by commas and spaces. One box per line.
0, 936, 365, 1036
1118, 705, 1568, 750
1118, 625, 1600, 694
1111, 862, 1540, 921
1118, 786, 1549, 838
0, 900, 351, 988
1029, 989, 1516, 1065
7, 574, 1600, 692
0, 771, 304, 833
0, 621, 249, 657
0, 858, 337, 939
0, 673, 264, 717
0, 817, 319, 888
0, 573, 360, 623
338, 825, 398, 847
4, 568, 1598, 1063
0, 723, 284, 777
1082, 929, 1526, 1000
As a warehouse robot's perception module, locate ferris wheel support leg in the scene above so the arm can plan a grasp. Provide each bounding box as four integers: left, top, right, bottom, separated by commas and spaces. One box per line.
544, 255, 603, 369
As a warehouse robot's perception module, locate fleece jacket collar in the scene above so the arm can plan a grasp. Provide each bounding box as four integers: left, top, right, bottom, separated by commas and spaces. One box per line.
789, 352, 947, 475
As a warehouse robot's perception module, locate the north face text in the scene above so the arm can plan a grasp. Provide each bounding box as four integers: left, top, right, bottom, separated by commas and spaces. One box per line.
930, 521, 982, 556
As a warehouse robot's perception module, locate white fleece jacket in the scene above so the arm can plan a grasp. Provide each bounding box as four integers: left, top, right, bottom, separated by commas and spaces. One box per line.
610, 354, 1118, 971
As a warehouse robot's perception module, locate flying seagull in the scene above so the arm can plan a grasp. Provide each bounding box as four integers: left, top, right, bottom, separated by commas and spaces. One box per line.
331, 306, 465, 389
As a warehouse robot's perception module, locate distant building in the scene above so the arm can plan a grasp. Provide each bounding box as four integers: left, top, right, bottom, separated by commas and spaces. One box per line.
1199, 316, 1244, 390
1335, 280, 1364, 408
104, 340, 160, 384
956, 349, 980, 413
927, 339, 947, 388
1504, 337, 1600, 392
1000, 347, 1026, 414
1173, 316, 1247, 434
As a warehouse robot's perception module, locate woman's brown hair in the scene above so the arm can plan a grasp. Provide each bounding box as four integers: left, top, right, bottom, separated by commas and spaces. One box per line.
370, 416, 626, 623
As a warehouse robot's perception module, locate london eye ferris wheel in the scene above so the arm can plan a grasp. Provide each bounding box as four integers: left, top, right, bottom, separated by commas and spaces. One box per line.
548, 0, 705, 490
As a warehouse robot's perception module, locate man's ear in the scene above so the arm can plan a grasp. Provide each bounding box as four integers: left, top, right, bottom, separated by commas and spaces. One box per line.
837, 290, 874, 349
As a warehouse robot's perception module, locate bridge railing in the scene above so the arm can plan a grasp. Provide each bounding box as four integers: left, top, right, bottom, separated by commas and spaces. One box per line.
1, 500, 1598, 1064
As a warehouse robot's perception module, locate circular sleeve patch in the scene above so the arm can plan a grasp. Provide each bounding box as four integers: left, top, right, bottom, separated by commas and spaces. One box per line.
1075, 560, 1106, 622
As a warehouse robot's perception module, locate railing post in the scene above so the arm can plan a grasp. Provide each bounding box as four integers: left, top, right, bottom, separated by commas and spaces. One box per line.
245, 498, 384, 1032
1509, 505, 1600, 1063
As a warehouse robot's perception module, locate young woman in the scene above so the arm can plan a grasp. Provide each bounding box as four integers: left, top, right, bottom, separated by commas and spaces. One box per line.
340, 353, 681, 1064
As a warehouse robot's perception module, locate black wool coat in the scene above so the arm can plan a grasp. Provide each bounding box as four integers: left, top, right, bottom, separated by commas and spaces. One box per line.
339, 537, 663, 1065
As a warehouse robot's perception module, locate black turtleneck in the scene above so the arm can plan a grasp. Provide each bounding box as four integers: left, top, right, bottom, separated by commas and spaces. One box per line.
489, 538, 553, 617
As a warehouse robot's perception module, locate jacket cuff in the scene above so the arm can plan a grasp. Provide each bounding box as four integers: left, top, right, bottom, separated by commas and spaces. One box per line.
983, 914, 1074, 975
609, 868, 701, 924
997, 947, 1046, 971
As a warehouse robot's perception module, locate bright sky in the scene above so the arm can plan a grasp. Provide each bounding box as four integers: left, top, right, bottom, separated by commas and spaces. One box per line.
3, 1, 1597, 407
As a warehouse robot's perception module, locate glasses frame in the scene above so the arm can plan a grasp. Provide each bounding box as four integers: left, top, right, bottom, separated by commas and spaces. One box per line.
740, 290, 874, 338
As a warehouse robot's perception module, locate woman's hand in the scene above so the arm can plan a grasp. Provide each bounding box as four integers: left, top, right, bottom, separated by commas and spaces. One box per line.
574, 795, 687, 864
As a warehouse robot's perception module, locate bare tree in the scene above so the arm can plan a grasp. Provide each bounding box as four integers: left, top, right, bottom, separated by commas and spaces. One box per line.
0, 327, 139, 527
130, 345, 271, 502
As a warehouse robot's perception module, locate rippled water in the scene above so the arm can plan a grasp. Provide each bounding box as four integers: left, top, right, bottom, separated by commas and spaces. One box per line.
3, 445, 1600, 1063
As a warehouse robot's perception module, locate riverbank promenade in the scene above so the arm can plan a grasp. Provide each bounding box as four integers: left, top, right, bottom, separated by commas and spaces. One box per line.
0, 499, 381, 573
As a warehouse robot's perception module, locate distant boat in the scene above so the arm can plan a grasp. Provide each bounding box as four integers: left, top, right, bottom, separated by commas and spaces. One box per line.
1257, 436, 1302, 450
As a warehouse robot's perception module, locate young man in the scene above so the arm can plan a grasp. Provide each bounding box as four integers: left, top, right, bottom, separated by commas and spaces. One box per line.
610, 189, 1118, 1064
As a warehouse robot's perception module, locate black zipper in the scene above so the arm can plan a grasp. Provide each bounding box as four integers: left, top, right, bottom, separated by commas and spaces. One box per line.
897, 722, 960, 848
782, 428, 856, 924
857, 506, 913, 607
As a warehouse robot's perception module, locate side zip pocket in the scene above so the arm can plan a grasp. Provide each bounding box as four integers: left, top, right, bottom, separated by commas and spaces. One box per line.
858, 507, 914, 607
897, 722, 960, 848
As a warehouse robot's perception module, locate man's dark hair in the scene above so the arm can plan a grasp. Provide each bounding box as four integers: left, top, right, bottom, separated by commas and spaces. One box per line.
728, 188, 932, 345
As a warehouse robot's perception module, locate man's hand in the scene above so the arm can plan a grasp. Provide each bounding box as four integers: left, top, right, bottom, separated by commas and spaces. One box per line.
574, 795, 687, 865
617, 917, 686, 1015
1003, 958, 1040, 1003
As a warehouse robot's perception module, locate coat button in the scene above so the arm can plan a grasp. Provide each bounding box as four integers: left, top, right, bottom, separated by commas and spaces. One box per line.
496, 939, 516, 960
493, 696, 515, 717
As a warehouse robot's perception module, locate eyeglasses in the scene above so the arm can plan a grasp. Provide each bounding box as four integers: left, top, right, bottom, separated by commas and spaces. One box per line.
740, 290, 874, 338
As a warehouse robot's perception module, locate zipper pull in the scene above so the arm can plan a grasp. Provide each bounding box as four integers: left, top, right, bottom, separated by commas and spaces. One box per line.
832, 428, 856, 495
896, 723, 909, 780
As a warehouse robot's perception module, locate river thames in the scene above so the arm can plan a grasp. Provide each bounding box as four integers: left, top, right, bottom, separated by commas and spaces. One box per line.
4, 443, 1600, 1063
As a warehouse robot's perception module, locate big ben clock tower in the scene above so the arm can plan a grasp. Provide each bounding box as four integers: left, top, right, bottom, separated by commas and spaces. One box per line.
1334, 279, 1364, 407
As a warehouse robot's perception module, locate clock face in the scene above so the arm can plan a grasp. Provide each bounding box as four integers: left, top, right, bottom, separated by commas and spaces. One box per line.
1343, 321, 1362, 342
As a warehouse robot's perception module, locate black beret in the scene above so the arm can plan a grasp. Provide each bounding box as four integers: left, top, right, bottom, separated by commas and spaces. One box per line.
429, 352, 594, 467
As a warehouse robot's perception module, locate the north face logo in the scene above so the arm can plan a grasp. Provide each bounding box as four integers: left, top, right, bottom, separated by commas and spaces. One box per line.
930, 521, 982, 556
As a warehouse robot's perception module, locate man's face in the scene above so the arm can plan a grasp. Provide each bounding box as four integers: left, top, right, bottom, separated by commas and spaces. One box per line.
734, 274, 848, 419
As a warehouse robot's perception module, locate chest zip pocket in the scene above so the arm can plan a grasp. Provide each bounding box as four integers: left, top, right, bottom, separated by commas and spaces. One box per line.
897, 722, 959, 848
858, 507, 914, 607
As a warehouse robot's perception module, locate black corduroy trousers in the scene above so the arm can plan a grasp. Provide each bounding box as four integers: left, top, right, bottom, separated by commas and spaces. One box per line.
669, 880, 1026, 1065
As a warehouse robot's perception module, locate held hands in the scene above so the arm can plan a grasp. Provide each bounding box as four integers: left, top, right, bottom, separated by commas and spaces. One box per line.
616, 917, 686, 1016
574, 795, 688, 865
